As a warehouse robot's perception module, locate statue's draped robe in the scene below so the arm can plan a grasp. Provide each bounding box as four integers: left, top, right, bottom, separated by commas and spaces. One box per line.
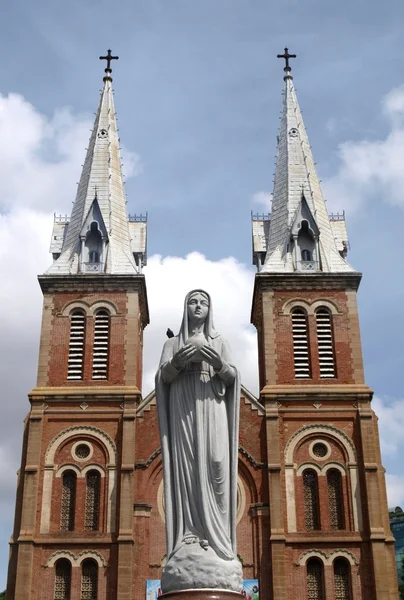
156, 295, 240, 562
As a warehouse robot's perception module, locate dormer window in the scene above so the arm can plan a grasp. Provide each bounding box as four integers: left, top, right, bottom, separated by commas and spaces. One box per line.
79, 197, 109, 273
290, 196, 321, 272
89, 250, 100, 264
301, 249, 312, 261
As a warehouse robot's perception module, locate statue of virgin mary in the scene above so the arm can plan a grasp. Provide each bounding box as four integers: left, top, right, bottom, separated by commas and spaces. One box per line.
155, 290, 243, 593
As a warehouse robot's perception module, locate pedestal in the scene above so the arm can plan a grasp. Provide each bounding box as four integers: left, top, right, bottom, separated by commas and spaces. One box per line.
159, 590, 244, 600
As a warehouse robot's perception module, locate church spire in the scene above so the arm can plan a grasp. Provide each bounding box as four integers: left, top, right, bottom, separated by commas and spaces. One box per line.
47, 50, 144, 275
259, 50, 354, 274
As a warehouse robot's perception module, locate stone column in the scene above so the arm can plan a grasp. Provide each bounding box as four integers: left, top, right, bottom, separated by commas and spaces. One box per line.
117, 397, 137, 600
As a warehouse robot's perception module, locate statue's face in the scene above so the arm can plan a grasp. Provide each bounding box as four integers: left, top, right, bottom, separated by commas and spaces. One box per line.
187, 293, 209, 323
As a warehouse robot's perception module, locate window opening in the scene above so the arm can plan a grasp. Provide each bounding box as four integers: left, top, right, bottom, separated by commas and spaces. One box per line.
54, 559, 71, 600
328, 469, 344, 530
89, 251, 99, 263
303, 469, 320, 530
316, 308, 336, 378
75, 444, 91, 460
312, 443, 328, 458
307, 559, 324, 600
67, 311, 86, 380
85, 470, 101, 531
60, 471, 76, 531
301, 249, 312, 261
334, 559, 351, 600
81, 559, 98, 600
92, 310, 110, 380
292, 309, 311, 378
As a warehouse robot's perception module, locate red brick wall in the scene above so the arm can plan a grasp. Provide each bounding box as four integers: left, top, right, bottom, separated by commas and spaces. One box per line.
133, 395, 269, 600
272, 289, 355, 385
44, 291, 135, 387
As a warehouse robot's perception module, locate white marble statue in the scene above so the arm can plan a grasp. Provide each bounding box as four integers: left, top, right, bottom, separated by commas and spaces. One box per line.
155, 290, 243, 593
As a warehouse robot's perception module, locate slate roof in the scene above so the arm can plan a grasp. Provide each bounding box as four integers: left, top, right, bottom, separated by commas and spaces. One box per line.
261, 74, 355, 274
46, 74, 138, 275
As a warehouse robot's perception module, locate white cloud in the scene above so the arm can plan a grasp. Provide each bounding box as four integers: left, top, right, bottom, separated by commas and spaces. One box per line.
0, 92, 142, 214
251, 190, 272, 212
143, 252, 258, 395
386, 475, 404, 510
372, 396, 404, 458
323, 85, 404, 214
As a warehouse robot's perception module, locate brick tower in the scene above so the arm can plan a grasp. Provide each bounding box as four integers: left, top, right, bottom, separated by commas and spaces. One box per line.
251, 52, 398, 598
6, 54, 148, 600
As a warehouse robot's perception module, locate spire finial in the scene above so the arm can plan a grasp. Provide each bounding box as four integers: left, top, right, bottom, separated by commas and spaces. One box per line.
99, 49, 119, 81
277, 47, 296, 79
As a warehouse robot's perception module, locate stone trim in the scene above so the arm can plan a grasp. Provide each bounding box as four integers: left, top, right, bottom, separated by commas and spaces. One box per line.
88, 301, 118, 316
284, 424, 362, 532
296, 462, 322, 476
45, 550, 106, 568
135, 447, 161, 469
41, 426, 117, 535
297, 548, 358, 566
254, 271, 362, 292
60, 300, 91, 316
72, 441, 94, 462
81, 464, 106, 478
285, 424, 357, 464
55, 464, 81, 478
60, 299, 119, 317
45, 551, 76, 567
239, 445, 267, 469
45, 426, 117, 466
281, 298, 341, 316
309, 439, 332, 461
296, 461, 346, 476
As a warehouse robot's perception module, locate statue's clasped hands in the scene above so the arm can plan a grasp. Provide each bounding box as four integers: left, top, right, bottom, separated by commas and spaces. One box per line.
171, 344, 223, 371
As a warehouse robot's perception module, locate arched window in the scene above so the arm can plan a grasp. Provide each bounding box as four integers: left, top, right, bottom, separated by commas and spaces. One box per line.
303, 469, 320, 530
327, 469, 344, 530
54, 559, 71, 600
315, 308, 336, 378
85, 222, 103, 262
292, 308, 311, 378
81, 559, 98, 600
301, 249, 312, 261
89, 250, 99, 264
85, 470, 101, 531
61, 471, 76, 531
334, 558, 351, 600
307, 558, 324, 600
92, 310, 110, 380
67, 311, 86, 380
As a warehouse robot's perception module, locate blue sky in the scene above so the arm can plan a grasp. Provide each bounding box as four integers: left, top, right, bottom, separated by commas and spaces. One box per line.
1, 0, 404, 590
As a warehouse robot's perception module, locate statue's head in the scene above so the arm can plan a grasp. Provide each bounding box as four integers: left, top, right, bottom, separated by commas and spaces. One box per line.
187, 290, 210, 325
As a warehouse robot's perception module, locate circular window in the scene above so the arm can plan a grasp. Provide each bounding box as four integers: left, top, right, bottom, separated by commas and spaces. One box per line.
72, 441, 93, 462
309, 439, 331, 461
312, 443, 327, 458
289, 127, 298, 137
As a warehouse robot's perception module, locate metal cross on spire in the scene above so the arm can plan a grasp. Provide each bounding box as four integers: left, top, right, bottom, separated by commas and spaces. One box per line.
99, 49, 119, 74
277, 47, 296, 76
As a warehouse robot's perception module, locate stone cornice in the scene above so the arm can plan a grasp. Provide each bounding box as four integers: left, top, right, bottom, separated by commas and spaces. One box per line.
29, 385, 141, 400
261, 383, 373, 403
38, 273, 149, 326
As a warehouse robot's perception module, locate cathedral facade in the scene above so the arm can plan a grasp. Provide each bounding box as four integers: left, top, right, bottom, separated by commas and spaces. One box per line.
6, 54, 399, 600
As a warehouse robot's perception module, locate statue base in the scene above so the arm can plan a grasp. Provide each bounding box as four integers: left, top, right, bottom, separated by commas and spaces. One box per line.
159, 590, 245, 600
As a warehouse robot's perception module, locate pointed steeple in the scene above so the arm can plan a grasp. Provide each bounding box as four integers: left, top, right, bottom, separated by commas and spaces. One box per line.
47, 51, 143, 275
260, 51, 355, 274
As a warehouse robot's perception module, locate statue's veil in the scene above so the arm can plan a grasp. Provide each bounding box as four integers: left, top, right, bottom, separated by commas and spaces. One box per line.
178, 289, 219, 346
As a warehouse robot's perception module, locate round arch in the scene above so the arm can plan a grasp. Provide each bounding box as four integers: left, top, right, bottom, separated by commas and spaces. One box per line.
285, 424, 357, 465
45, 425, 117, 467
